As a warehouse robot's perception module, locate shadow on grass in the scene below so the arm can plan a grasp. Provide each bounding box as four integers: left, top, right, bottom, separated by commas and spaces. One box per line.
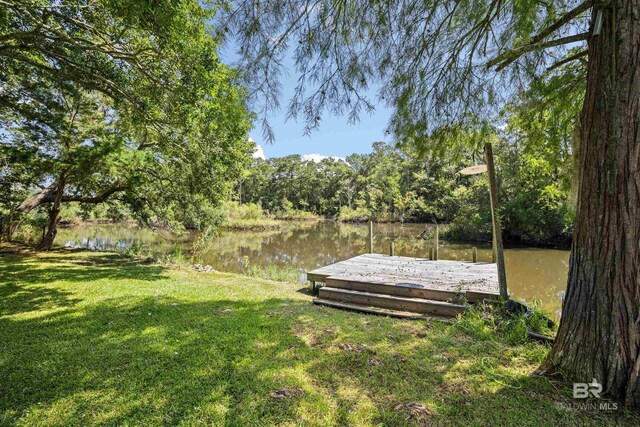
0, 296, 320, 425
0, 251, 168, 286
0, 282, 83, 316
0, 253, 637, 426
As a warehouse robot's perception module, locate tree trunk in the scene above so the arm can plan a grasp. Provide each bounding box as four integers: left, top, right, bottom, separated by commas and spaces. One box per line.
542, 2, 640, 406
38, 176, 66, 251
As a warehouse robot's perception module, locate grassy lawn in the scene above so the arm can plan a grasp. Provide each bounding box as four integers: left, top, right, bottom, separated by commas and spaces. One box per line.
1, 247, 637, 426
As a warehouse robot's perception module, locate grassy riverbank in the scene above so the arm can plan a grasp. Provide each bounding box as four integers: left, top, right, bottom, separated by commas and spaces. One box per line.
1, 246, 636, 426
221, 201, 320, 230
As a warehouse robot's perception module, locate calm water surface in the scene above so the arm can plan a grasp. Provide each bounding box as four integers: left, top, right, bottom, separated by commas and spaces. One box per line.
56, 221, 569, 318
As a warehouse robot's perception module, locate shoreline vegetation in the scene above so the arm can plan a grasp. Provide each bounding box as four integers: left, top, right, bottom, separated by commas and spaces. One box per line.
1, 244, 637, 425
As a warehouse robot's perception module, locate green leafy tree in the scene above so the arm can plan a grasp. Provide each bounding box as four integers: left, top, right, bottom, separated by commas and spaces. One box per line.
1, 0, 252, 249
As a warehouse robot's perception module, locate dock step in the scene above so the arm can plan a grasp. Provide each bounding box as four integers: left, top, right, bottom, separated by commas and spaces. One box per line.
318, 287, 465, 317
325, 277, 459, 302
313, 298, 430, 319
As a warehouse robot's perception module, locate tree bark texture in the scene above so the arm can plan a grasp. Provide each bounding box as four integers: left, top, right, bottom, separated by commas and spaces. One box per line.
543, 2, 640, 406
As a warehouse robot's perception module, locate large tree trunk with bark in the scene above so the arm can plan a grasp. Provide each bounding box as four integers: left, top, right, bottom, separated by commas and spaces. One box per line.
542, 2, 640, 405
38, 176, 66, 251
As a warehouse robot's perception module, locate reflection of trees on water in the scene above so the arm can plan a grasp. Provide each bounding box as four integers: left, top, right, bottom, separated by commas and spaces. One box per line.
197, 222, 491, 273
56, 221, 568, 318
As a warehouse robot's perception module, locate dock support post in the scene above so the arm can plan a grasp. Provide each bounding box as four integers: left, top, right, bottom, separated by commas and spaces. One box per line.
389, 241, 395, 256
433, 224, 439, 260
310, 281, 317, 296
485, 143, 508, 299
472, 247, 478, 263
368, 220, 374, 253
492, 234, 497, 263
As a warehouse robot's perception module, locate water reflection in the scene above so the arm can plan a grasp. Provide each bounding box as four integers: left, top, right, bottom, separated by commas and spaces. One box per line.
56, 221, 568, 318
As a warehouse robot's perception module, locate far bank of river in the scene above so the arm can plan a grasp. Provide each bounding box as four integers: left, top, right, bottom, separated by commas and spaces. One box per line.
56, 220, 569, 319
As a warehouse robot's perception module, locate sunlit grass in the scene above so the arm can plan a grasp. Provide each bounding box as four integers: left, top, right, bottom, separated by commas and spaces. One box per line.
0, 246, 637, 426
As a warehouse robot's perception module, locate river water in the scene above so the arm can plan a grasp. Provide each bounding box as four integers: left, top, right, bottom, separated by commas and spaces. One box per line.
56, 221, 569, 318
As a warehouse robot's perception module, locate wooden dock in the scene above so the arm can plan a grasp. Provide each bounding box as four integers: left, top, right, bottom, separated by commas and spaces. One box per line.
307, 253, 500, 318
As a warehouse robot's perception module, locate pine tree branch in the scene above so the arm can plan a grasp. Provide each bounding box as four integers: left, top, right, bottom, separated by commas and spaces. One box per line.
528, 1, 592, 46
546, 49, 588, 73
488, 32, 589, 71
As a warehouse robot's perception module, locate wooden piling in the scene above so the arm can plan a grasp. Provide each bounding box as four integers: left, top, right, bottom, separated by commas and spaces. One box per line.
368, 220, 374, 254
433, 224, 439, 260
472, 247, 478, 263
485, 143, 508, 299
389, 241, 395, 256
492, 234, 497, 263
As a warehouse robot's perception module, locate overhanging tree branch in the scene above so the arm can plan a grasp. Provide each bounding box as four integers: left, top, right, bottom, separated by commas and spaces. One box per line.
528, 1, 592, 46
546, 49, 588, 73
18, 183, 128, 214
488, 32, 589, 71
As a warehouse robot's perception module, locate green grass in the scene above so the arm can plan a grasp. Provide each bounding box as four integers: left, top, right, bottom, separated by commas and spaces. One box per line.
1, 247, 637, 426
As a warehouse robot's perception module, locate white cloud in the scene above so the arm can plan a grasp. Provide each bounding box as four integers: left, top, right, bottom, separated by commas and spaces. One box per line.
252, 144, 266, 160
301, 154, 346, 163
249, 137, 266, 159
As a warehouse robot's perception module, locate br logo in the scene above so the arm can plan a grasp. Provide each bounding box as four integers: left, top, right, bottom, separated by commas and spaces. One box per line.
573, 379, 602, 399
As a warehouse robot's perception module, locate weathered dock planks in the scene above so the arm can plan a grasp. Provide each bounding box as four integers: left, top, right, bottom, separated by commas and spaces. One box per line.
308, 253, 500, 317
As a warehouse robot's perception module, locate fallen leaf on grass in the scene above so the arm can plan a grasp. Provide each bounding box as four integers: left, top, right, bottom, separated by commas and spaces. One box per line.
339, 343, 367, 353
394, 402, 433, 420
395, 354, 407, 362
436, 383, 471, 396
369, 358, 380, 366
190, 264, 218, 273
219, 307, 233, 313
270, 387, 303, 399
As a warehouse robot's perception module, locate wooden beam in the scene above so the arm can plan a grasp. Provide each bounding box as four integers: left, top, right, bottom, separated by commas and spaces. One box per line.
312, 299, 429, 319
433, 224, 439, 260
484, 143, 508, 299
318, 287, 465, 317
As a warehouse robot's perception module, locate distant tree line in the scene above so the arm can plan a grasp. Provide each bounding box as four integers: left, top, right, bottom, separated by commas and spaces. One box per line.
238, 139, 574, 246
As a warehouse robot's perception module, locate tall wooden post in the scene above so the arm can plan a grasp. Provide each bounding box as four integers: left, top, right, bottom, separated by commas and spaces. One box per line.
492, 234, 497, 263
484, 143, 508, 299
368, 220, 374, 253
433, 223, 439, 260
389, 241, 395, 256
472, 247, 478, 263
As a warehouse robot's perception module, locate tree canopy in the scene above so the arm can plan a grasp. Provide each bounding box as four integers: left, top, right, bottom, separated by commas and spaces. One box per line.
1, 0, 253, 248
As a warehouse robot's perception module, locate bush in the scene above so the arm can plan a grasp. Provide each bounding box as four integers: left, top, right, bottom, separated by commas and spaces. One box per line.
445, 179, 493, 241
455, 300, 555, 346
219, 201, 280, 230
337, 205, 372, 222
273, 199, 319, 220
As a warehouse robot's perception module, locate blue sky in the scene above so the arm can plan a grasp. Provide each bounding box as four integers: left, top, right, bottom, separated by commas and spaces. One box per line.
221, 47, 392, 160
